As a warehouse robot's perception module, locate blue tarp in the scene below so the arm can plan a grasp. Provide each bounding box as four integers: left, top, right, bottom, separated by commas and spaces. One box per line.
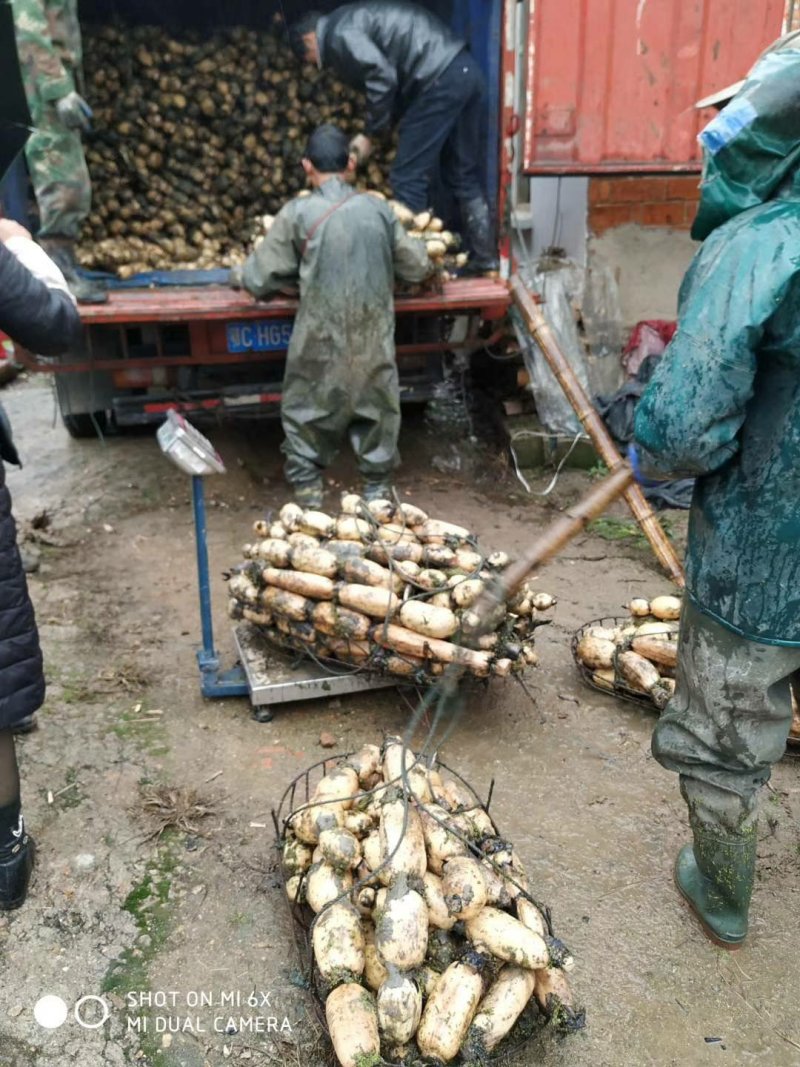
81, 267, 231, 289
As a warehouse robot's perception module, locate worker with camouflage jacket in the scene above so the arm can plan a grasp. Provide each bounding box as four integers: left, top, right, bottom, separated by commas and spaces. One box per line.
11, 0, 106, 302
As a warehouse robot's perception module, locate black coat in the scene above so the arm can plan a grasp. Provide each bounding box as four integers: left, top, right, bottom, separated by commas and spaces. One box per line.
317, 1, 464, 133
0, 241, 81, 728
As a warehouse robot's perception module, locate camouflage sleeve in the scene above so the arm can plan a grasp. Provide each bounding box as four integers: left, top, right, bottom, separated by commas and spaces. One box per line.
48, 0, 83, 73
12, 0, 75, 102
241, 205, 301, 299
391, 218, 433, 285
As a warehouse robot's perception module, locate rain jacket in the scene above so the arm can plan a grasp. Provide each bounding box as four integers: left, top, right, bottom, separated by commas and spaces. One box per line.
241, 177, 431, 484
316, 2, 465, 134
635, 52, 800, 646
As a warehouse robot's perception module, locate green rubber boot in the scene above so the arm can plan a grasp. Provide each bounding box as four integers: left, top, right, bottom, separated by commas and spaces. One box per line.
291, 479, 324, 509
674, 823, 756, 950
362, 479, 393, 503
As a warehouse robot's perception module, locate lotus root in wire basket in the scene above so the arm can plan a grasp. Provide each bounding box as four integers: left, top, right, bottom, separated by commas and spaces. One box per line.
228, 497, 556, 690
272, 743, 585, 1067
571, 615, 678, 711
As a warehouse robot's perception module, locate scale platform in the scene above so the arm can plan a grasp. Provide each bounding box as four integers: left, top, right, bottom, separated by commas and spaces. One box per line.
233, 622, 399, 709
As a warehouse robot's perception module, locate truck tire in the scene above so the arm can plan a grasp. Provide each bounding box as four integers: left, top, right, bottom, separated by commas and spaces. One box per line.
55, 371, 113, 439
60, 411, 108, 439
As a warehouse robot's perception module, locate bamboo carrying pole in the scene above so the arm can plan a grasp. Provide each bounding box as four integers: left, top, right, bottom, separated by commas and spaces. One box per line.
466, 464, 636, 637
510, 275, 685, 588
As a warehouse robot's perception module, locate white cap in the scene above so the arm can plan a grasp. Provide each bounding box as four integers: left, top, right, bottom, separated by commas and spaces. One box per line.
695, 29, 800, 109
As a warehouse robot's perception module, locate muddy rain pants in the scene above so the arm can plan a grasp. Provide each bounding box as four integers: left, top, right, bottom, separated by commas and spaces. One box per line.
653, 600, 800, 835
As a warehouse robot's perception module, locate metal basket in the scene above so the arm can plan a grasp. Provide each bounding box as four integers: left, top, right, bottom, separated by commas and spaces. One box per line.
570, 616, 665, 711
272, 753, 552, 1066
259, 627, 505, 693
572, 618, 800, 750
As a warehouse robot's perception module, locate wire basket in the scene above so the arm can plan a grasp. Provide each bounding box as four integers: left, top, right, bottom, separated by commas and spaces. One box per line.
572, 618, 800, 750
271, 753, 556, 1066
259, 626, 498, 695
570, 616, 667, 711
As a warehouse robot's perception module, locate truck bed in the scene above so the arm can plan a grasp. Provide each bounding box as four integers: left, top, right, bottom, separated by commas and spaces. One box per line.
77, 277, 510, 325
29, 276, 511, 431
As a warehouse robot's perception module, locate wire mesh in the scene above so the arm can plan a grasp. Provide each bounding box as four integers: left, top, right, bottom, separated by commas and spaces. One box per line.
271, 751, 555, 1065
571, 615, 665, 711
572, 617, 800, 751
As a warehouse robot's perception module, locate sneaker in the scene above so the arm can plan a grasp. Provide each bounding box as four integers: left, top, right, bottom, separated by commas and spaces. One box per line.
0, 835, 35, 911
13, 715, 37, 735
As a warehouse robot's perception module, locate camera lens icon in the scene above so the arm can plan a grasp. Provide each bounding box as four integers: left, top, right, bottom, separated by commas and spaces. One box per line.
33, 996, 68, 1030
74, 995, 112, 1029
33, 994, 111, 1030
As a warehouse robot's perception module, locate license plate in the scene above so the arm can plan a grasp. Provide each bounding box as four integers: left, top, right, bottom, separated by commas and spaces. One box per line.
226, 319, 293, 353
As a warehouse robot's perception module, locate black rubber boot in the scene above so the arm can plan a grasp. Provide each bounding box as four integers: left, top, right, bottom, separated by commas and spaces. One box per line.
38, 236, 108, 304
0, 836, 35, 912
459, 197, 499, 275
674, 822, 756, 949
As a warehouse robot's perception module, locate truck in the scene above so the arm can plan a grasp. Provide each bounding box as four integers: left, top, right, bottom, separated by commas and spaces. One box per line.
12, 0, 516, 437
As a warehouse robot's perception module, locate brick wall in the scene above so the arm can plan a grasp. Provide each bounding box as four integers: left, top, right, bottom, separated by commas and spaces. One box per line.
588, 175, 701, 235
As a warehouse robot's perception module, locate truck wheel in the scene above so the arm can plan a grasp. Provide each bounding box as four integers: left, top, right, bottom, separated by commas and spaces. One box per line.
61, 411, 108, 439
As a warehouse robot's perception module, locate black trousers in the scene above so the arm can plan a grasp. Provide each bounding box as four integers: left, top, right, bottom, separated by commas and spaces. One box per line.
390, 52, 486, 212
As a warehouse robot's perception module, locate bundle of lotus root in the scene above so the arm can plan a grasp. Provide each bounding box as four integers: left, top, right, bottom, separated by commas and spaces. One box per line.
280, 739, 584, 1066
228, 495, 556, 685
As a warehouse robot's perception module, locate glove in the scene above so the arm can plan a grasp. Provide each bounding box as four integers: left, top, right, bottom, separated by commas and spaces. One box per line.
2, 235, 74, 302
628, 443, 670, 486
56, 91, 93, 131
228, 265, 244, 290
349, 134, 372, 164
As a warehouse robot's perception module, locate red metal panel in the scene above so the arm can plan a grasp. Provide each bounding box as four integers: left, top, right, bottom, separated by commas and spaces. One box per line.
524, 0, 786, 172
75, 279, 511, 326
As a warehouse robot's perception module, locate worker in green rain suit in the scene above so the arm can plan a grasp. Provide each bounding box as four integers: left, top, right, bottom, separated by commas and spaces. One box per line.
634, 43, 800, 949
236, 125, 432, 507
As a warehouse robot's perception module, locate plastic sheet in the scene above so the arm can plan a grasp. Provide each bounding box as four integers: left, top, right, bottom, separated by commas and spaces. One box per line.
621, 320, 677, 379
581, 254, 624, 396
516, 254, 591, 436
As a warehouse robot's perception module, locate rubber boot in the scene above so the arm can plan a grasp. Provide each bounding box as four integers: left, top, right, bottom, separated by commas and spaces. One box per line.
0, 836, 35, 912
291, 478, 323, 509
674, 822, 756, 949
362, 478, 392, 503
458, 197, 499, 275
38, 236, 108, 304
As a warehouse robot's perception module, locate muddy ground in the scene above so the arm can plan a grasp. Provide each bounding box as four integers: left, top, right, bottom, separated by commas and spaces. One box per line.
1, 377, 799, 1067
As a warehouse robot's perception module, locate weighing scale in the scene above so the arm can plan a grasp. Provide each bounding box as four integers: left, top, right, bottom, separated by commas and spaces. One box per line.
157, 411, 399, 722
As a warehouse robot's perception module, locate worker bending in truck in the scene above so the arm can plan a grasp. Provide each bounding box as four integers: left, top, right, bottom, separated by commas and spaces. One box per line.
289, 2, 498, 274
232, 124, 432, 507
12, 0, 106, 303
634, 41, 800, 949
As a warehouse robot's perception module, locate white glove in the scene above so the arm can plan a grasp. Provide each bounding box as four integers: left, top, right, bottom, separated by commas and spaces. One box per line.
56, 90, 93, 131
3, 235, 76, 305
350, 134, 373, 163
